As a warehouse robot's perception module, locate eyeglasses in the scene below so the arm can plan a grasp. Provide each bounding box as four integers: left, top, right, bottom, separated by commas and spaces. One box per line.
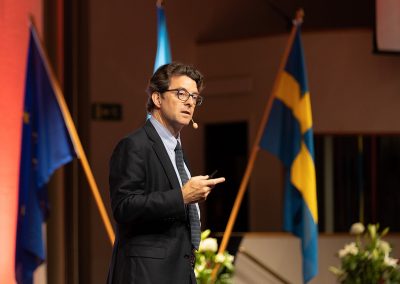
165, 88, 204, 106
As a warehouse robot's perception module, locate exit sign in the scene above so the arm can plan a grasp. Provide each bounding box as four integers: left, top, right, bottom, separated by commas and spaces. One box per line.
92, 103, 122, 121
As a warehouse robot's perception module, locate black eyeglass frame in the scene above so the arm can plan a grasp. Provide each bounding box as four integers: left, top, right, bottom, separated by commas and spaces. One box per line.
165, 88, 204, 106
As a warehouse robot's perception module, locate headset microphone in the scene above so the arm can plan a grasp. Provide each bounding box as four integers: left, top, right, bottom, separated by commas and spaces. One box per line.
191, 119, 198, 129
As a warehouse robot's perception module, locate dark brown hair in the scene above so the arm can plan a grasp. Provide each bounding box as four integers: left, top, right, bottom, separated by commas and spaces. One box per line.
146, 62, 204, 112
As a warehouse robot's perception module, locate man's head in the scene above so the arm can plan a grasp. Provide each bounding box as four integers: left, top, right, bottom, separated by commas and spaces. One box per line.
146, 62, 204, 113
147, 62, 204, 136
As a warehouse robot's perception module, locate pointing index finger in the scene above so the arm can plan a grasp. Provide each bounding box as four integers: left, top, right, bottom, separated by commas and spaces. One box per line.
207, 177, 226, 185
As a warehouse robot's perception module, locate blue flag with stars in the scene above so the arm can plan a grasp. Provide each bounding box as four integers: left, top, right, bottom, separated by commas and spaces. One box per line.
16, 27, 75, 284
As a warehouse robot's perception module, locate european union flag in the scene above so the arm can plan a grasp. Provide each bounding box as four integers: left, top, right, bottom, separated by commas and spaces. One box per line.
154, 4, 171, 72
260, 27, 318, 283
16, 27, 75, 284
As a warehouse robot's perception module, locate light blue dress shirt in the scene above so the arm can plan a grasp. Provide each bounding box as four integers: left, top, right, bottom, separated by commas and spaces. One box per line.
149, 116, 201, 218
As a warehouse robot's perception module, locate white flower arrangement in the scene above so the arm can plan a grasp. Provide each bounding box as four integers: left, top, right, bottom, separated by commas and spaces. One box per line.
195, 230, 235, 284
330, 223, 400, 283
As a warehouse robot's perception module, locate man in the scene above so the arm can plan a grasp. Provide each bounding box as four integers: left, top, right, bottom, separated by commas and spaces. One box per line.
107, 62, 225, 283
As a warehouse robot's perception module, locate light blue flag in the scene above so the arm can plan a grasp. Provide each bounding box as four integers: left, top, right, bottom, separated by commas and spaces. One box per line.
16, 26, 76, 284
154, 5, 172, 72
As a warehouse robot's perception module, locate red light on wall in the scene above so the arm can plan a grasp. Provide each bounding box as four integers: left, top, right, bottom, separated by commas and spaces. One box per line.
0, 1, 42, 282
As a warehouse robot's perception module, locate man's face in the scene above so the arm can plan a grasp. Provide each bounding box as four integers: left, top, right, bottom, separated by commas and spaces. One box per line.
158, 75, 198, 135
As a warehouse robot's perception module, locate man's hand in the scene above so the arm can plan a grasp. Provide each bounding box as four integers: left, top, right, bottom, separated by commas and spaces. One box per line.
182, 175, 225, 204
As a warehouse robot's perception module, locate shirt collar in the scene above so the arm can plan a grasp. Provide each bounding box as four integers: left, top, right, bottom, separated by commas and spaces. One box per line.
149, 116, 181, 150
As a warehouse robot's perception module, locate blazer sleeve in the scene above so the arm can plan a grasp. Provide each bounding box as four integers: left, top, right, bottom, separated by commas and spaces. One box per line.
109, 136, 186, 224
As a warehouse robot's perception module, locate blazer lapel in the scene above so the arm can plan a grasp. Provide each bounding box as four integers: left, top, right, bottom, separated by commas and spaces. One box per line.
143, 120, 181, 190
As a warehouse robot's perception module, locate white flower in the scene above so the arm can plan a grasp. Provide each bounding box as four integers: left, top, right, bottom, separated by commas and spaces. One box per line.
350, 222, 365, 235
196, 263, 206, 272
226, 254, 234, 263
384, 255, 399, 267
199, 237, 218, 252
338, 242, 359, 258
215, 253, 225, 263
378, 240, 391, 255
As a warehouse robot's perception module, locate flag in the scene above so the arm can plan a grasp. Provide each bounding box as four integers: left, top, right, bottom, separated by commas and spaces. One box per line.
148, 3, 172, 120
16, 26, 75, 284
260, 27, 318, 283
154, 4, 171, 72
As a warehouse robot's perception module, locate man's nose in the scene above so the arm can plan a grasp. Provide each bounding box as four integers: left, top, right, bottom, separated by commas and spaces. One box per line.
186, 95, 196, 106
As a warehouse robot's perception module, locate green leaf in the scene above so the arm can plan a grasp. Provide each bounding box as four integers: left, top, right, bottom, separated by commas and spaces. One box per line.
201, 230, 211, 240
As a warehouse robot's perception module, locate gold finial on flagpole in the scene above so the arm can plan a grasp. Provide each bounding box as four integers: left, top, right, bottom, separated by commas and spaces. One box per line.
156, 0, 164, 8
294, 8, 304, 25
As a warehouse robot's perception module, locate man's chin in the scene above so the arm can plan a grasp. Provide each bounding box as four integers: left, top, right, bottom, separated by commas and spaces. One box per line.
172, 119, 190, 130
180, 118, 191, 126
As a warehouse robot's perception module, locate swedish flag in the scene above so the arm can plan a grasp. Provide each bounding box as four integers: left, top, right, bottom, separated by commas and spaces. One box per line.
260, 26, 318, 283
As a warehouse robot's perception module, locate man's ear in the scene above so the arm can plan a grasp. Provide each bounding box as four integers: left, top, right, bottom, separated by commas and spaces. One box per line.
152, 92, 162, 108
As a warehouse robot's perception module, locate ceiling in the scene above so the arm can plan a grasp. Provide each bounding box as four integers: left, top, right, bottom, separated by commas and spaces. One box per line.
193, 0, 375, 43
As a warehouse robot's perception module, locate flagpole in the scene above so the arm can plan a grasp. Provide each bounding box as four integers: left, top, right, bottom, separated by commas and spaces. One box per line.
29, 17, 115, 244
210, 9, 304, 282
156, 0, 164, 7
